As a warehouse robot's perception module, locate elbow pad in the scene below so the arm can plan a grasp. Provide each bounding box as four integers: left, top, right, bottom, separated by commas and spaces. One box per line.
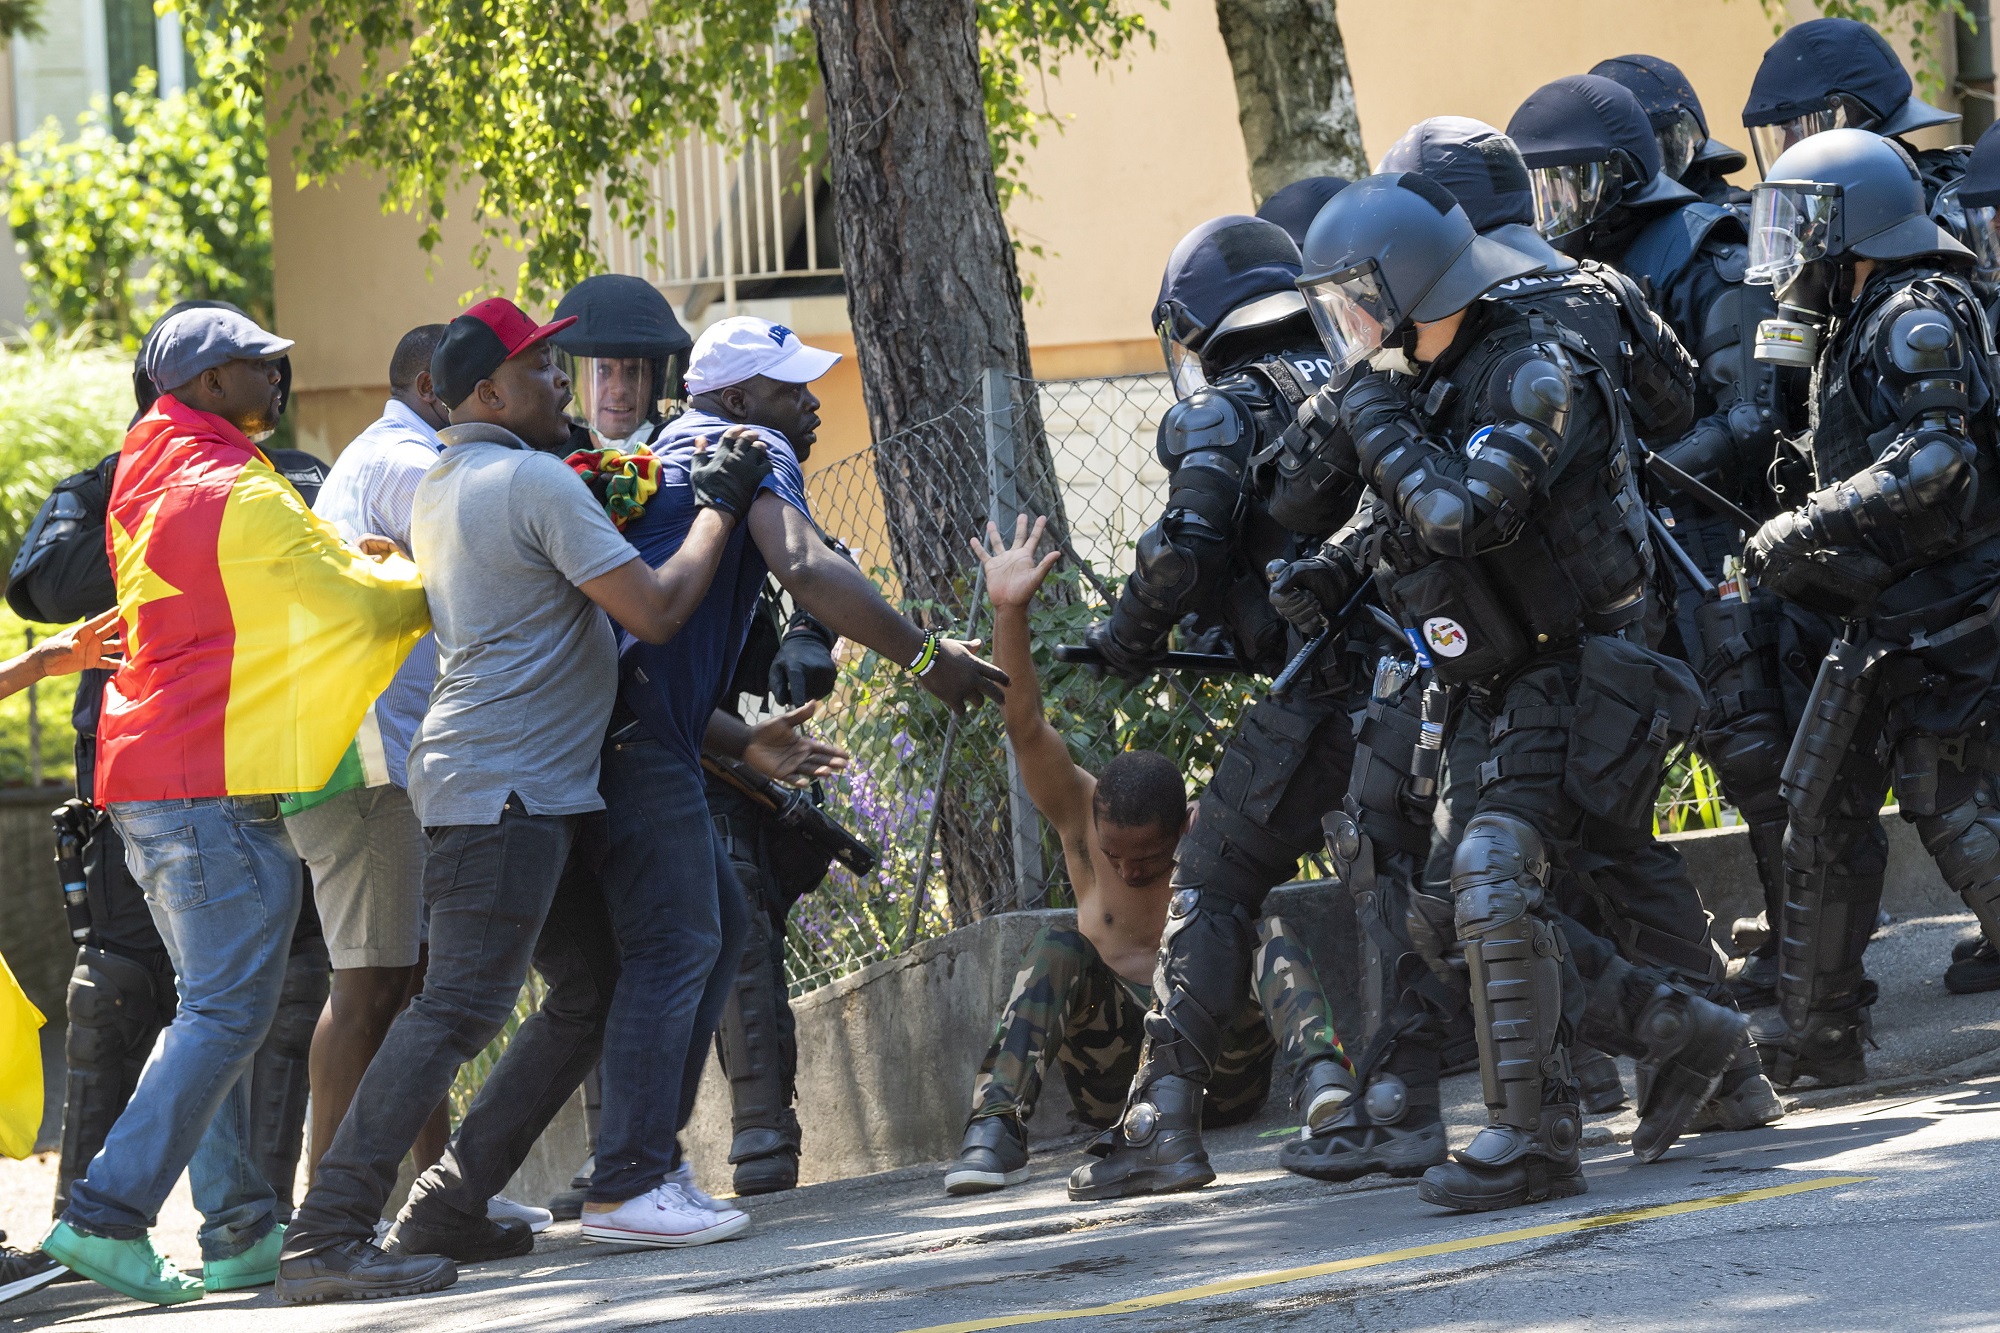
1807, 428, 1977, 557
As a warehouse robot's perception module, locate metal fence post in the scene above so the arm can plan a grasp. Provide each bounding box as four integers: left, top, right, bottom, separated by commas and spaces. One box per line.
984, 367, 1048, 910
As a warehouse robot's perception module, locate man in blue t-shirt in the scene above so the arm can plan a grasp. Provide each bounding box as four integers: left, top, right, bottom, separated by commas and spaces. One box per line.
576, 316, 1007, 1247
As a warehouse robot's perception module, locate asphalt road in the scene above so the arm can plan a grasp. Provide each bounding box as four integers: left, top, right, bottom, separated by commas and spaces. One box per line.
12, 911, 2000, 1331
14, 1069, 2000, 1331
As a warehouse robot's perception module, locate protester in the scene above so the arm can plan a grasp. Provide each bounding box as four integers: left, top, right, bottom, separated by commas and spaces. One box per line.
525, 314, 1003, 1248
277, 297, 778, 1302
42, 307, 431, 1305
948, 516, 1355, 1194
279, 324, 496, 1222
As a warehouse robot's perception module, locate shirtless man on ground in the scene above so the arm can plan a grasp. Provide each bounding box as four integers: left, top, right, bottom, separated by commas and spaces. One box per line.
943, 517, 1353, 1194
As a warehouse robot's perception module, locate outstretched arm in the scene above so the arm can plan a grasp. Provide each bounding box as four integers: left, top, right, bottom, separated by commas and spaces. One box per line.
971, 516, 1094, 840
750, 492, 1008, 714
0, 607, 123, 701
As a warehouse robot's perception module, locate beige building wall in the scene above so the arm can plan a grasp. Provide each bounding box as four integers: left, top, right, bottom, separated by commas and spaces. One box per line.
269, 0, 1969, 465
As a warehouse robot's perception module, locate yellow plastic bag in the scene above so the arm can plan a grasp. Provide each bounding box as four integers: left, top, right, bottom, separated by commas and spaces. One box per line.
0, 950, 45, 1159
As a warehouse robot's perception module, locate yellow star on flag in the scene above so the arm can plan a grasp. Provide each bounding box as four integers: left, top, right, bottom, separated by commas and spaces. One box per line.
108, 497, 183, 657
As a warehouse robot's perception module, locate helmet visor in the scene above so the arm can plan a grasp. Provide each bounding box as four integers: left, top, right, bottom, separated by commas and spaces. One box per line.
1745, 181, 1842, 289
1748, 99, 1869, 176
1656, 108, 1704, 182
1965, 204, 2000, 285
1527, 158, 1623, 240
1159, 325, 1209, 399
1300, 260, 1401, 373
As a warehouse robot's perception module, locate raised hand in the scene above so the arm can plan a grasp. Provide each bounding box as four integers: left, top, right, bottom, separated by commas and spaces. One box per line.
970, 515, 1062, 610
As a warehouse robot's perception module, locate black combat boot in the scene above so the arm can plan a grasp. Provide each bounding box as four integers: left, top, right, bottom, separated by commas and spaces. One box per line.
944, 1114, 1029, 1195
1280, 1070, 1447, 1182
1571, 1045, 1627, 1114
1066, 1076, 1214, 1202
1946, 937, 2000, 993
1416, 1107, 1585, 1212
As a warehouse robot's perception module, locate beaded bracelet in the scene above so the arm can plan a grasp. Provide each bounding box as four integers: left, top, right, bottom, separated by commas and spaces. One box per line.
906, 629, 940, 677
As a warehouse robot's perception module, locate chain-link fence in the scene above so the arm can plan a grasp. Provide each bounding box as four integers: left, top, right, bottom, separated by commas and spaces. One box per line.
781, 369, 1747, 998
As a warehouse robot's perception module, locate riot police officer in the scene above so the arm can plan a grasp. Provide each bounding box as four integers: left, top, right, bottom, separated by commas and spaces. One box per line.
1068, 215, 1359, 1201
550, 273, 693, 450
1742, 128, 2000, 1086
1271, 119, 1775, 1188
1591, 54, 1751, 208
6, 302, 330, 1220
1743, 18, 1967, 208
1510, 75, 1842, 1035
711, 583, 843, 1195
1271, 173, 1750, 1211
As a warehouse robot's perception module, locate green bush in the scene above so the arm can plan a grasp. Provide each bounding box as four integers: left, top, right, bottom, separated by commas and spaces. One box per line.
0, 339, 131, 788
2, 24, 270, 345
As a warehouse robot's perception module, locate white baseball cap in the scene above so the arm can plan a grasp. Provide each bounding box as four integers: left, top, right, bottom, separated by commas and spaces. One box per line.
684, 316, 842, 395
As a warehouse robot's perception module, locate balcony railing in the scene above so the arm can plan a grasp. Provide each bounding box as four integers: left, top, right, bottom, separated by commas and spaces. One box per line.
589, 108, 839, 317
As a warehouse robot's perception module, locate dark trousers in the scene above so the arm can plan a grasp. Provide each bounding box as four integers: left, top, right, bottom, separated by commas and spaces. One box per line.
588, 734, 750, 1203
287, 798, 612, 1250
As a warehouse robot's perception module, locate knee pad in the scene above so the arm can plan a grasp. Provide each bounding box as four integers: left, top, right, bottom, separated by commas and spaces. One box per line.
1917, 785, 2000, 920
1451, 814, 1548, 939
65, 947, 163, 1069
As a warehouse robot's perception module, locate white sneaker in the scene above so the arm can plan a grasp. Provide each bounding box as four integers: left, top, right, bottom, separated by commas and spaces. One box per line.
487, 1193, 554, 1234
580, 1183, 751, 1248
667, 1163, 746, 1225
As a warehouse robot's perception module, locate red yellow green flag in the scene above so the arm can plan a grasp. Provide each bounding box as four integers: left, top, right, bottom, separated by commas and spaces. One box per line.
96, 396, 431, 802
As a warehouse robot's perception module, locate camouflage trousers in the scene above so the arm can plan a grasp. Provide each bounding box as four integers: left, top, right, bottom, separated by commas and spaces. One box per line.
969, 915, 1346, 1130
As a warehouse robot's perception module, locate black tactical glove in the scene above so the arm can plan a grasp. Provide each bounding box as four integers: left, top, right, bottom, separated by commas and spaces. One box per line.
1268, 548, 1358, 634
769, 611, 839, 705
691, 430, 772, 516
1745, 509, 1892, 618
1084, 619, 1162, 680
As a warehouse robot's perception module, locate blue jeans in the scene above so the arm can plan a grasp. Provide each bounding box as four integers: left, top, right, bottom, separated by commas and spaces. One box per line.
589, 736, 749, 1202
65, 796, 300, 1259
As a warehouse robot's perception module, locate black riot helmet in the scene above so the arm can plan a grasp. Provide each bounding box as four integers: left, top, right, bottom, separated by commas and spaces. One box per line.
1296, 172, 1543, 372
1255, 176, 1351, 248
1742, 19, 1958, 176
1747, 128, 1970, 307
1955, 121, 2000, 283
550, 274, 694, 425
133, 299, 292, 429
1152, 215, 1314, 397
1508, 75, 1699, 244
1378, 116, 1573, 271
1590, 53, 1747, 182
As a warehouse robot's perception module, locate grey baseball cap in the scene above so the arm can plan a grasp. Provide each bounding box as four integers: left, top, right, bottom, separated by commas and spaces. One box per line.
144, 308, 294, 393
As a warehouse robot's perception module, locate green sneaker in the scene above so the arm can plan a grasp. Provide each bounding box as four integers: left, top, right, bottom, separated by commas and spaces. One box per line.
203, 1223, 285, 1292
40, 1222, 203, 1306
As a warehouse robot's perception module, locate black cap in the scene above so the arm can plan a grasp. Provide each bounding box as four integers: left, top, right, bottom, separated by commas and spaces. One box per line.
1255, 176, 1351, 247
1743, 18, 1955, 135
550, 274, 692, 360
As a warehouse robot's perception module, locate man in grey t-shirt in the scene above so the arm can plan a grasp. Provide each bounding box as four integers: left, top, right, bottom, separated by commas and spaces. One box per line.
280, 298, 773, 1303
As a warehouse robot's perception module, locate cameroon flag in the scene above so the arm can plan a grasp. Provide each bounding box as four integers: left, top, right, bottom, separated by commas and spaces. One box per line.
96, 396, 432, 803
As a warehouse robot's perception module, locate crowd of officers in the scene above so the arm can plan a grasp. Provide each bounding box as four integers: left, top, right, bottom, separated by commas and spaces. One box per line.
1060, 16, 2000, 1214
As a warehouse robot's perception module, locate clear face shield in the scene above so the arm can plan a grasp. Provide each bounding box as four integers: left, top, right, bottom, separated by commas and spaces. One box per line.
1749, 97, 1871, 176
1157, 322, 1209, 400
1527, 156, 1624, 240
1656, 108, 1704, 182
1963, 203, 2000, 285
1745, 181, 1841, 293
1300, 260, 1403, 373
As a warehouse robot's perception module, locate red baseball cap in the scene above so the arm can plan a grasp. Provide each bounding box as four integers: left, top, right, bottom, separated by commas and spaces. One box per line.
430, 297, 578, 409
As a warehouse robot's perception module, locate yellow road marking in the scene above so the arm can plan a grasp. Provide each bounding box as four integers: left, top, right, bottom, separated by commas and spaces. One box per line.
900, 1174, 1869, 1333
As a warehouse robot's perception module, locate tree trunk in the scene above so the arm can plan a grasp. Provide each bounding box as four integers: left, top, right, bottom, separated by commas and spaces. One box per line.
812, 0, 1066, 924
1212, 0, 1369, 204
